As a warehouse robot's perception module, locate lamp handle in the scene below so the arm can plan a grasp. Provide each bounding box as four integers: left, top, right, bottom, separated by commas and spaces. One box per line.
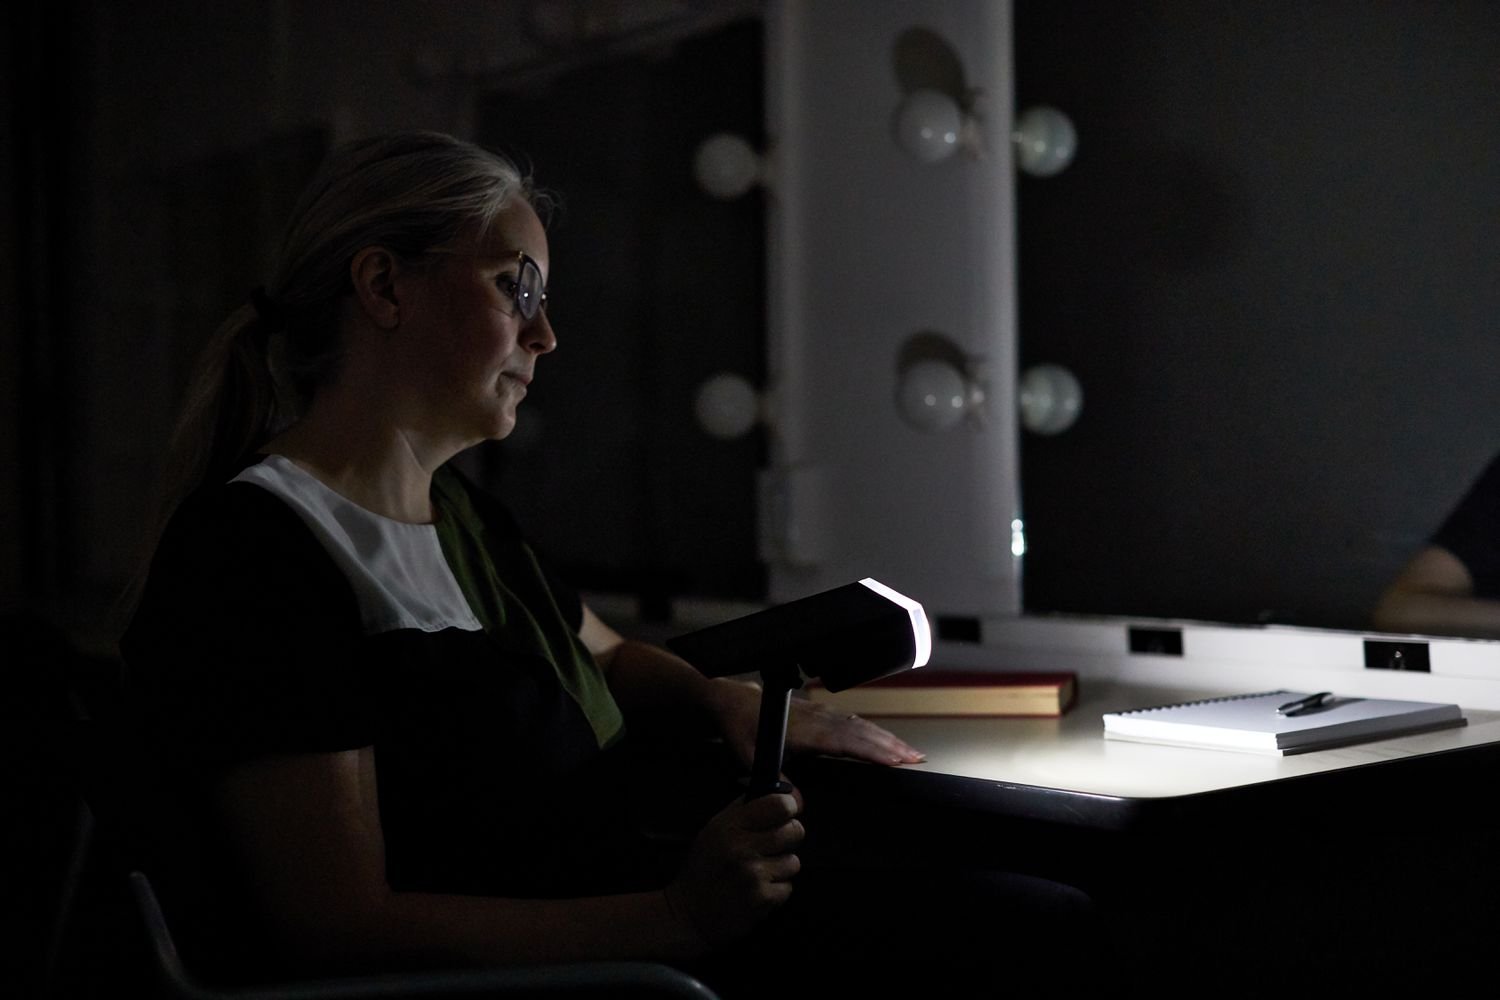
746, 664, 801, 798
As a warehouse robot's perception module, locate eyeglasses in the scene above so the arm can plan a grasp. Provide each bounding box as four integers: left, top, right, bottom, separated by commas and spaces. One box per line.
500, 251, 548, 322
424, 247, 549, 321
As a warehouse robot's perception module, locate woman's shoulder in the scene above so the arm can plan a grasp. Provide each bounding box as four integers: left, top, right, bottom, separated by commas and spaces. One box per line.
126, 463, 360, 658
166, 465, 323, 550
148, 460, 353, 603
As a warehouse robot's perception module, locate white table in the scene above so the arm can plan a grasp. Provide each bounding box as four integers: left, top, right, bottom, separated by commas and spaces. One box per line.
800, 680, 1500, 829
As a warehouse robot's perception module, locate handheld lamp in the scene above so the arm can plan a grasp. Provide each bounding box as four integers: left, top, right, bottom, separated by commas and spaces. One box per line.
667, 578, 931, 797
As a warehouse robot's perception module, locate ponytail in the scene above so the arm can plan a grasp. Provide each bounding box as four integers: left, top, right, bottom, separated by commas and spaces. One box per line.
171, 300, 282, 498
114, 299, 282, 632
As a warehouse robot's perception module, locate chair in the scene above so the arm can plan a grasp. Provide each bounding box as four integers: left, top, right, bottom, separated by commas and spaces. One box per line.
7, 611, 122, 1000
127, 869, 719, 999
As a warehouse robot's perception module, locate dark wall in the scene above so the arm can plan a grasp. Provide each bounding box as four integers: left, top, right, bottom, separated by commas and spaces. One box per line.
1015, 0, 1500, 629
475, 19, 766, 608
4, 0, 87, 622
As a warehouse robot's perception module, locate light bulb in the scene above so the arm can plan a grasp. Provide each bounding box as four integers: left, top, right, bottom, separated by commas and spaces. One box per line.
692, 133, 762, 199
1018, 363, 1083, 434
893, 89, 963, 164
1013, 105, 1078, 177
695, 371, 761, 439
897, 358, 969, 432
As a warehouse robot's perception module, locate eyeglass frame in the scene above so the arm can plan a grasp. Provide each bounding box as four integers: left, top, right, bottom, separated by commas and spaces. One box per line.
497, 250, 548, 322
420, 247, 548, 322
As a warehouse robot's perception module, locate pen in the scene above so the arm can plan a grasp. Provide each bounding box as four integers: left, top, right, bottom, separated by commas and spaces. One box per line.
1276, 691, 1333, 716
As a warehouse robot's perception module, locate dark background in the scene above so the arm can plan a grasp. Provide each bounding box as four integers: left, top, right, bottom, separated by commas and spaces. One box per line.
473, 19, 766, 609
1015, 0, 1500, 629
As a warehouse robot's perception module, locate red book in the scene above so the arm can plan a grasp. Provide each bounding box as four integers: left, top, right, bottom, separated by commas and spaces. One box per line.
805, 670, 1077, 718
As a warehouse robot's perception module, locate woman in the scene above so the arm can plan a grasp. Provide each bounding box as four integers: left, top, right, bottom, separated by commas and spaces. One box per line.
121, 131, 925, 984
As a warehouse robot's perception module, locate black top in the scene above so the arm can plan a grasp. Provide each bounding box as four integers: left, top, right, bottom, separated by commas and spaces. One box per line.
121, 457, 657, 912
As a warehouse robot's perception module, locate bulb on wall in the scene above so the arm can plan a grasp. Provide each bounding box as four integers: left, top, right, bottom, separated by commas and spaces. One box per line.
1012, 105, 1078, 177
893, 92, 1078, 177
694, 371, 764, 439
895, 332, 989, 432
892, 88, 965, 163
1018, 363, 1083, 434
897, 358, 973, 431
692, 133, 765, 199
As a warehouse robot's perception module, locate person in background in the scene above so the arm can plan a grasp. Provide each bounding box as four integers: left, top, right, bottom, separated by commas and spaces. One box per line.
121, 130, 1096, 997
1373, 454, 1500, 638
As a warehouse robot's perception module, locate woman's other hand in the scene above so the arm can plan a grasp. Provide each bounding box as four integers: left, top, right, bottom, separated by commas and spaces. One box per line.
663, 790, 803, 947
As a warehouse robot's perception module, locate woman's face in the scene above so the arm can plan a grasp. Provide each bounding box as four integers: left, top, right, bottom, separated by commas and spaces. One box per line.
396, 199, 557, 447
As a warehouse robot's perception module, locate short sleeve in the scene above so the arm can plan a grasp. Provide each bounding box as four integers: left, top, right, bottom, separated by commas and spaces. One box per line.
122, 483, 379, 770
1431, 453, 1500, 598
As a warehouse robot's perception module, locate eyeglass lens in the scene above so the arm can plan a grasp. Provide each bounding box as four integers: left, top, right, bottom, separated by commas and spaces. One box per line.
514, 254, 545, 321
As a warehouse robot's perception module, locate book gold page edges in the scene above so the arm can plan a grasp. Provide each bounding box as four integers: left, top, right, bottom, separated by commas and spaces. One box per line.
805, 670, 1077, 718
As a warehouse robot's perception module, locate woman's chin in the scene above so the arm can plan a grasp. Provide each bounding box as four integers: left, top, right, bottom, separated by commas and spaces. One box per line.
487, 404, 520, 442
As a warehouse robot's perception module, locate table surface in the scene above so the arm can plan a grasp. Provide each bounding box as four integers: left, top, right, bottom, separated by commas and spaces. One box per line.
853, 679, 1500, 801
796, 679, 1500, 992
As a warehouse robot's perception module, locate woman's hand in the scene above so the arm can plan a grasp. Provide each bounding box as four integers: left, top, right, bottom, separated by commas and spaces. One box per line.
663, 791, 804, 947
707, 678, 926, 769
783, 694, 927, 765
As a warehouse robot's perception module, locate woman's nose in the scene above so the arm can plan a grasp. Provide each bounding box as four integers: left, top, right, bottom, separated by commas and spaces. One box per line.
524, 310, 557, 354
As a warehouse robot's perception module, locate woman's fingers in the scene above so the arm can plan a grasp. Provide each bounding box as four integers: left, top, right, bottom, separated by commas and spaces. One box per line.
785, 701, 927, 765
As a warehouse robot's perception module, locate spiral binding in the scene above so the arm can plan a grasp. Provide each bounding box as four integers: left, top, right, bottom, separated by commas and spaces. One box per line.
1114, 690, 1291, 715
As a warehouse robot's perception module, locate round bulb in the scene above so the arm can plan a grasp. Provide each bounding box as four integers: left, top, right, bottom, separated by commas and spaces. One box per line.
1013, 105, 1078, 177
695, 372, 760, 439
1018, 363, 1083, 434
693, 133, 761, 199
893, 89, 963, 164
897, 358, 969, 432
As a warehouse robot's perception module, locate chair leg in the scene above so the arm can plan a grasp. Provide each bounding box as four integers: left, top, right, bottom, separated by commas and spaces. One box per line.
40, 798, 95, 998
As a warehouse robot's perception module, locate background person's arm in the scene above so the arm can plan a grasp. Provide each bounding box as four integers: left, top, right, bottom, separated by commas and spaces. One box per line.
1371, 546, 1500, 638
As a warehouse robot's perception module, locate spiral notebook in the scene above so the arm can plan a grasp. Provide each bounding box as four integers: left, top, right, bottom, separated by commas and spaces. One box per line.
1102, 690, 1465, 755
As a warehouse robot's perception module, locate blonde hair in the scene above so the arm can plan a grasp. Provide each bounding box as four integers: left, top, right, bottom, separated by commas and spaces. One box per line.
124, 131, 543, 622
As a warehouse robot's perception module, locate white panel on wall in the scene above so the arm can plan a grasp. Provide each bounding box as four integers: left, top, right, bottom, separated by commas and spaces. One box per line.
763, 0, 1020, 620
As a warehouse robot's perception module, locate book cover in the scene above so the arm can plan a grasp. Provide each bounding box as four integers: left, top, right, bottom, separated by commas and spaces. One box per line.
1102, 690, 1465, 755
804, 670, 1078, 718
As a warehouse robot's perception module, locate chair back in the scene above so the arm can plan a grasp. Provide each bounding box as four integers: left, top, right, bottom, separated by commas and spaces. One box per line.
126, 869, 724, 1000
76, 696, 264, 987
128, 870, 209, 1000
7, 612, 109, 999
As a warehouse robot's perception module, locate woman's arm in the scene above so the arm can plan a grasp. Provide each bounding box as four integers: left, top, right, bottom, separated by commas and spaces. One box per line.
577, 604, 744, 725
1371, 546, 1500, 638
578, 605, 924, 768
213, 746, 801, 970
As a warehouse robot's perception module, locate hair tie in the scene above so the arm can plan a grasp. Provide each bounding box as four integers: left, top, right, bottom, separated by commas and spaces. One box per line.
249, 286, 286, 327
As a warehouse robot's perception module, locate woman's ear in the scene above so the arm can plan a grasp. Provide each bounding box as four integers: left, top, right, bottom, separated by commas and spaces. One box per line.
350, 247, 401, 329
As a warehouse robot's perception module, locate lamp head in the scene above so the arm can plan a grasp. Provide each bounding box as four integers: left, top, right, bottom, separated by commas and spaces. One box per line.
667, 578, 931, 692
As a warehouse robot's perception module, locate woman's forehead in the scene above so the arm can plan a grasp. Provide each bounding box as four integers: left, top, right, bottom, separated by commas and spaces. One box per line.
472, 201, 548, 267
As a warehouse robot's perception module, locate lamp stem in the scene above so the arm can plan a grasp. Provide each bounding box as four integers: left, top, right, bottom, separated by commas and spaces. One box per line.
746, 663, 801, 798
